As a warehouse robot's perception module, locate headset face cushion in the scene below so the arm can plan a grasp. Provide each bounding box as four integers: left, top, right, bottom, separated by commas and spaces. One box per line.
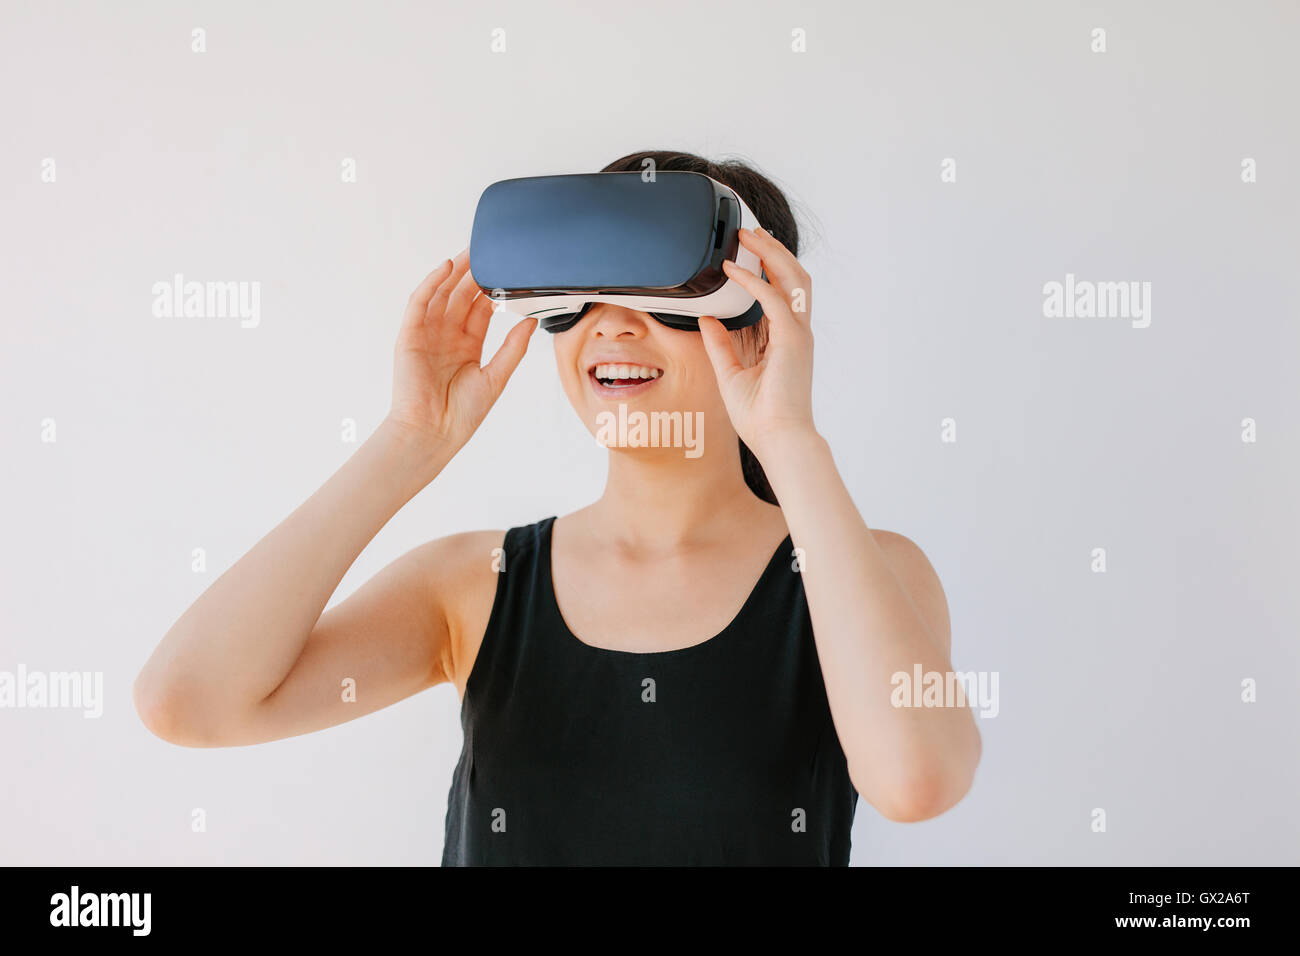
538, 303, 593, 333
537, 270, 767, 334
541, 307, 762, 334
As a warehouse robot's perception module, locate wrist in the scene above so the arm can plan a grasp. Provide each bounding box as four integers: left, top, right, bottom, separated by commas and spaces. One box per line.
749, 425, 831, 491
747, 422, 825, 464
373, 416, 457, 491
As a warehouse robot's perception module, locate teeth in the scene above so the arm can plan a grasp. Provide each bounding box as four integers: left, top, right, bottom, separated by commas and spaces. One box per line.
593, 364, 662, 381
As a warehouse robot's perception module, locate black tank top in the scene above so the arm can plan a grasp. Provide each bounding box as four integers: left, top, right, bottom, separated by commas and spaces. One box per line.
441, 516, 858, 865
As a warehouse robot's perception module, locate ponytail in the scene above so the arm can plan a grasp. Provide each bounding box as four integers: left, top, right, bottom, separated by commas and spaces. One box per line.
739, 438, 778, 505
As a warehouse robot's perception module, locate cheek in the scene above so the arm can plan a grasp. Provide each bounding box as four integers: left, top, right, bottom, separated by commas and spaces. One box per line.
551, 336, 579, 382
551, 338, 595, 419
674, 339, 732, 405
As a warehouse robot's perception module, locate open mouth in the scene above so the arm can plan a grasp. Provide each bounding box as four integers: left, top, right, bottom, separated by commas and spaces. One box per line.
588, 362, 664, 395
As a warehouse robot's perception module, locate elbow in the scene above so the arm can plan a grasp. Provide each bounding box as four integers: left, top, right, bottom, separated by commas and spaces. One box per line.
874, 771, 973, 823
132, 673, 183, 744
856, 736, 982, 824
132, 670, 218, 748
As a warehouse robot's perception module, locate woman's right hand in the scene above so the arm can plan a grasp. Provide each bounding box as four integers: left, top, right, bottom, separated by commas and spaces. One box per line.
386, 247, 538, 457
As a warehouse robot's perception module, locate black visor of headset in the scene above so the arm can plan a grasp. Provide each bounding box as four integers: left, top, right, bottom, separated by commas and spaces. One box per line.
468, 171, 770, 333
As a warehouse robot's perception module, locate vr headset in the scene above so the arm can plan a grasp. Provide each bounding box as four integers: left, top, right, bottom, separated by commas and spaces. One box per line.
469, 171, 768, 333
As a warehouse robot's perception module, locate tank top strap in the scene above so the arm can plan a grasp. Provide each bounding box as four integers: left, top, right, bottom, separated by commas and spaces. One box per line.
460, 517, 556, 708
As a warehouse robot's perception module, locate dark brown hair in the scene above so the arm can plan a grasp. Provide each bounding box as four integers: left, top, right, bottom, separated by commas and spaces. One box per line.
599, 150, 799, 505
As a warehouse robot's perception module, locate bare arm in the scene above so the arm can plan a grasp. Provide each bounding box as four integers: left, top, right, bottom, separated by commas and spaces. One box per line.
134, 250, 536, 747
700, 227, 981, 822
135, 422, 452, 747
763, 430, 980, 822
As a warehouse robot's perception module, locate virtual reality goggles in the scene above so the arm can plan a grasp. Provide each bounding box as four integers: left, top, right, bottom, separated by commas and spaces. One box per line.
469, 171, 768, 333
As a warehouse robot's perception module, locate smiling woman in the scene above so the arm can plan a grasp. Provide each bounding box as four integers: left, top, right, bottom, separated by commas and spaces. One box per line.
133, 149, 980, 866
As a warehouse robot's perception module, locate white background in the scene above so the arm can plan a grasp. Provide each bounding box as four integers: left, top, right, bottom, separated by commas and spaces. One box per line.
2, 0, 1297, 864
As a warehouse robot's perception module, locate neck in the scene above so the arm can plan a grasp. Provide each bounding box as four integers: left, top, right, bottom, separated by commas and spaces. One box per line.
584, 436, 764, 550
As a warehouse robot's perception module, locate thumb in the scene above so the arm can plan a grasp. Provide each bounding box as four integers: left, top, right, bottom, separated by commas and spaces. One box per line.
697, 316, 743, 386
482, 316, 538, 395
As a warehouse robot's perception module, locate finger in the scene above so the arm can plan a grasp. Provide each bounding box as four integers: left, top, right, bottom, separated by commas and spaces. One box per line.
737, 227, 812, 325
481, 315, 538, 395
697, 316, 744, 386
722, 257, 798, 336
445, 248, 484, 325
426, 247, 472, 323
399, 259, 454, 336
463, 288, 497, 343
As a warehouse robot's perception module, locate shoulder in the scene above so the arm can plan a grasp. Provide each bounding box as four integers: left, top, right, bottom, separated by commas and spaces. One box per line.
869, 529, 933, 567
869, 530, 951, 652
417, 529, 509, 577
418, 528, 516, 609
417, 522, 553, 693
409, 530, 508, 690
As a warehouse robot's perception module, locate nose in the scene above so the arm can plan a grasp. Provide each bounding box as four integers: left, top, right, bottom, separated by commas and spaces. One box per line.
587, 303, 649, 339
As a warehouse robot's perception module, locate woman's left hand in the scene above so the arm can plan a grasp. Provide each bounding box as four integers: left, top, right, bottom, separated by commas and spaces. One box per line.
698, 226, 817, 458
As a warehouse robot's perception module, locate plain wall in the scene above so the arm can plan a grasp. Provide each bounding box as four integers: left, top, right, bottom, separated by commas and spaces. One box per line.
1, 0, 1296, 865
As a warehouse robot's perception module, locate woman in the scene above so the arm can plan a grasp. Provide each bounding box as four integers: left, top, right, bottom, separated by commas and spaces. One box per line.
134, 150, 982, 866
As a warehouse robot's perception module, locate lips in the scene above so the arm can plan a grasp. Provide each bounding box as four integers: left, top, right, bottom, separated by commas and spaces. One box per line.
586, 360, 664, 398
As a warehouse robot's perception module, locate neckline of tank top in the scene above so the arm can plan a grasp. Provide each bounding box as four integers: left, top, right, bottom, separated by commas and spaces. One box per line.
538, 515, 795, 659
